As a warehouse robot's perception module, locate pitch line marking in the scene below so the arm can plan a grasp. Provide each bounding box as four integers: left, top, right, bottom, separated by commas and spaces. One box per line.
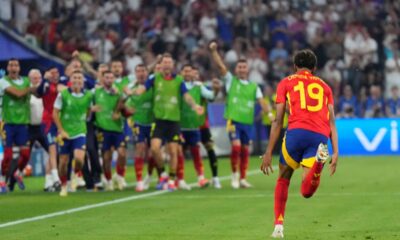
0, 168, 271, 229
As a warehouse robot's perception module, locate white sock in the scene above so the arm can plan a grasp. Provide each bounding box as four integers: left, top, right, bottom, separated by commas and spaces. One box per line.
51, 169, 60, 182
198, 175, 205, 181
45, 174, 53, 188
0, 175, 5, 182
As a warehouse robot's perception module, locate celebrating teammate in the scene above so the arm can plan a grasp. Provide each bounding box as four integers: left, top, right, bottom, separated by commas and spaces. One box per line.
94, 71, 126, 191
1, 59, 35, 192
260, 49, 339, 238
126, 53, 204, 191
53, 71, 94, 197
125, 64, 155, 192
209, 42, 271, 189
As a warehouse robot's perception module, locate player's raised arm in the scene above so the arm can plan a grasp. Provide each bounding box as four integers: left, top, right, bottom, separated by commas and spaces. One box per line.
328, 104, 339, 176
209, 42, 228, 76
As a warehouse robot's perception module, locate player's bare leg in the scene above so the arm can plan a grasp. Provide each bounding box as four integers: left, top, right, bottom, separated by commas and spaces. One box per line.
59, 154, 70, 197
151, 138, 168, 190
166, 142, 178, 191
102, 150, 113, 191
301, 143, 329, 198
239, 144, 251, 188
230, 140, 241, 189
272, 164, 294, 238
70, 149, 85, 192
114, 147, 127, 190
134, 142, 146, 192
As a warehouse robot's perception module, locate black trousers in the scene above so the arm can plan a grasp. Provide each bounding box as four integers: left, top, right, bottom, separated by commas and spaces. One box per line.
82, 121, 102, 189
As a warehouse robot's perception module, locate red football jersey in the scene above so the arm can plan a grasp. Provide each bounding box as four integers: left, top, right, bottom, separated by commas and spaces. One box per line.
276, 70, 334, 137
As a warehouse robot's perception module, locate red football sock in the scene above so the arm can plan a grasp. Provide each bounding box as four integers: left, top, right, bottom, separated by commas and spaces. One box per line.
190, 146, 204, 176
240, 146, 249, 179
177, 154, 185, 180
230, 145, 241, 173
116, 164, 125, 177
134, 157, 144, 181
1, 148, 12, 176
60, 175, 68, 186
104, 170, 112, 181
147, 157, 155, 175
301, 161, 324, 198
274, 178, 290, 225
17, 148, 31, 171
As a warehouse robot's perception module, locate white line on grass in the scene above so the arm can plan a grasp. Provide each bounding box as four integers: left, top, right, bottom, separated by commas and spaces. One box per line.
0, 168, 269, 229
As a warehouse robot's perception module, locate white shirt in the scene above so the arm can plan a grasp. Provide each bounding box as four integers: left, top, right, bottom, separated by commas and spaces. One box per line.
184, 81, 215, 100
199, 16, 217, 41
125, 54, 143, 75
248, 58, 268, 85
127, 0, 140, 10
223, 72, 263, 99
89, 38, 115, 63
0, 0, 12, 21
103, 1, 122, 24
35, 0, 53, 17
30, 95, 43, 125
14, 0, 30, 32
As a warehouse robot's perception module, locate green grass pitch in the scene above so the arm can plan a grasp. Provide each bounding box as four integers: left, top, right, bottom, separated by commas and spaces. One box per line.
0, 156, 399, 240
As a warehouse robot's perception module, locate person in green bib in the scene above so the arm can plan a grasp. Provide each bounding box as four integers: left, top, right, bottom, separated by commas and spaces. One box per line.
125, 64, 155, 192
126, 53, 204, 191
53, 71, 95, 197
1, 59, 38, 193
93, 70, 126, 191
176, 64, 218, 190
209, 42, 272, 189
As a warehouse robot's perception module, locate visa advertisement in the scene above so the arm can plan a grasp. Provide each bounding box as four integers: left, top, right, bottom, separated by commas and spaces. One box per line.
335, 118, 399, 155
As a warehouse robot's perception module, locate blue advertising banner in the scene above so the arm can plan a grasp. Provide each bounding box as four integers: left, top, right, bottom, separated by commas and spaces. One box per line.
335, 118, 399, 155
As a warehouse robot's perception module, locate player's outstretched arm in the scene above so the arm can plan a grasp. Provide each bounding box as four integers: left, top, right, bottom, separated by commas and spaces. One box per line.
5, 86, 31, 98
183, 92, 204, 115
258, 98, 274, 121
52, 108, 69, 139
209, 42, 228, 76
261, 102, 286, 175
328, 104, 339, 176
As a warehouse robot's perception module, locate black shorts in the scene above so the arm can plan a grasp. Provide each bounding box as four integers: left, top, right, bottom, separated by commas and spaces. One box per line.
151, 119, 180, 143
200, 127, 213, 145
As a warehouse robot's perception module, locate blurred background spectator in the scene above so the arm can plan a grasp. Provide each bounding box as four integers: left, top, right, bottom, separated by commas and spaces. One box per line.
0, 0, 399, 118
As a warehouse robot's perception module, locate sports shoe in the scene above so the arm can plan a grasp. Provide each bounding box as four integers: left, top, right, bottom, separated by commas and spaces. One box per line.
167, 180, 176, 192
156, 176, 169, 190
271, 224, 284, 238
122, 178, 128, 188
113, 174, 125, 191
135, 181, 144, 192
231, 172, 239, 189
105, 180, 114, 191
53, 181, 61, 191
177, 179, 191, 190
76, 176, 86, 188
143, 175, 152, 190
59, 185, 68, 197
239, 179, 252, 188
316, 143, 330, 163
211, 177, 222, 189
13, 172, 25, 190
198, 177, 209, 188
0, 181, 7, 194
94, 181, 104, 191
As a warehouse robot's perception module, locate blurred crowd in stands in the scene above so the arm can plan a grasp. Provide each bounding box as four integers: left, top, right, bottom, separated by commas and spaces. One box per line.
0, 0, 399, 118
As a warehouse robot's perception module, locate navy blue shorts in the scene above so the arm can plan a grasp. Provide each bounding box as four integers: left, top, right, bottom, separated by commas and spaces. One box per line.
227, 121, 254, 145
182, 130, 201, 147
41, 123, 57, 146
123, 120, 133, 143
280, 129, 328, 169
59, 136, 86, 155
4, 124, 30, 147
133, 123, 151, 145
97, 129, 126, 151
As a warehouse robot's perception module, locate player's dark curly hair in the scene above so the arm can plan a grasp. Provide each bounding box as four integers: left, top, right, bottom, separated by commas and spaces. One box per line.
293, 49, 317, 71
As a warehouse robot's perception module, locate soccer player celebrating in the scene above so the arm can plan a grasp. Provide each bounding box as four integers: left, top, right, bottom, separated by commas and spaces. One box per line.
53, 71, 94, 197
260, 49, 339, 238
36, 66, 63, 191
126, 53, 204, 191
125, 64, 154, 192
177, 64, 217, 189
192, 67, 222, 189
1, 59, 36, 192
209, 42, 271, 189
94, 71, 126, 191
